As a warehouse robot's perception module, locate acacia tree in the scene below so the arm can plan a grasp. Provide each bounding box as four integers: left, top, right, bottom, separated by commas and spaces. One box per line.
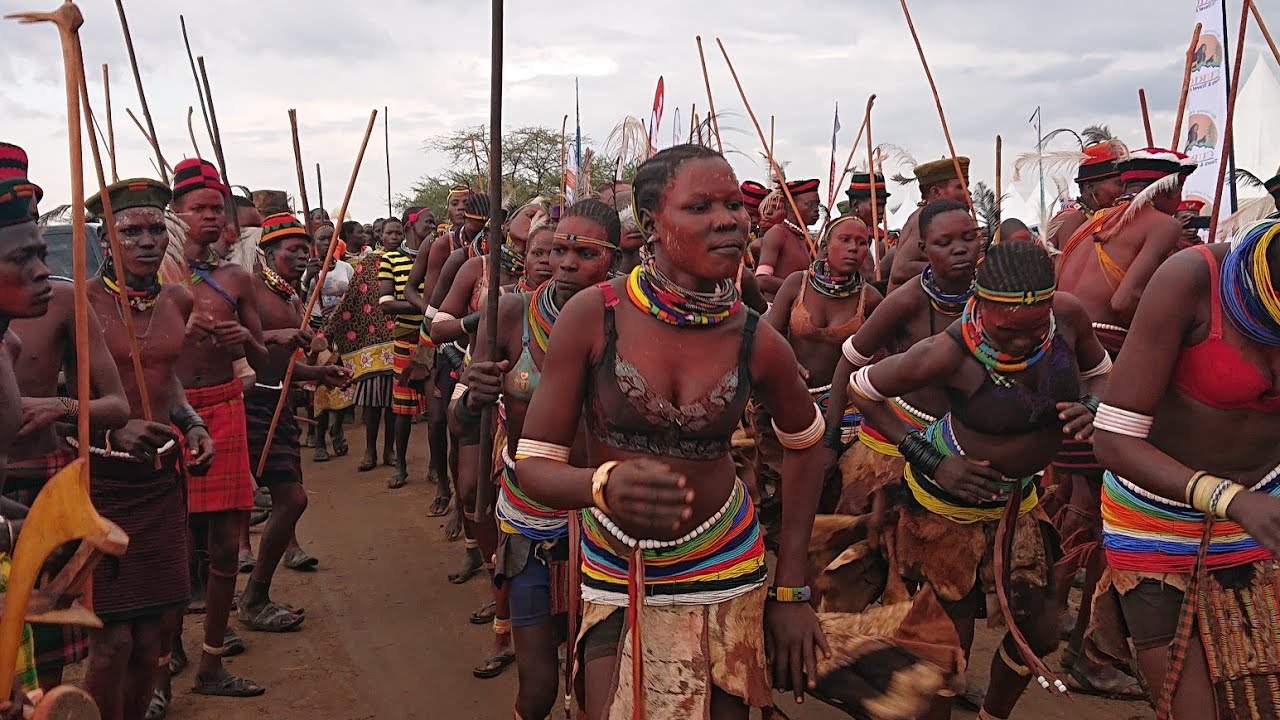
397, 124, 635, 214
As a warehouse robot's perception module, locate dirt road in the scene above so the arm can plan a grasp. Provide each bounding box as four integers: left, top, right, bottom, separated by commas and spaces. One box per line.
139, 427, 1150, 719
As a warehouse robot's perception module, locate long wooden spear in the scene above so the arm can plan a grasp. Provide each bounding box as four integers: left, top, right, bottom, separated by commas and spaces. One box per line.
125, 107, 172, 175
1138, 88, 1154, 147
695, 36, 722, 153
1204, 1, 1251, 249
179, 15, 213, 146
288, 109, 314, 234
715, 38, 816, 257
256, 111, 378, 476
102, 63, 117, 181
1171, 23, 1204, 150
994, 134, 1003, 243
475, 0, 504, 522
196, 56, 239, 235
1251, 3, 1280, 69
560, 114, 568, 202
113, 0, 165, 183
316, 163, 324, 213
385, 106, 393, 217
187, 106, 203, 159
896, 0, 976, 224
832, 100, 873, 202
864, 96, 884, 282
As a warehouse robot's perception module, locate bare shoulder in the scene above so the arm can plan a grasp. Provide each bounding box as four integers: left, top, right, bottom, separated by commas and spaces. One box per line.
160, 283, 195, 314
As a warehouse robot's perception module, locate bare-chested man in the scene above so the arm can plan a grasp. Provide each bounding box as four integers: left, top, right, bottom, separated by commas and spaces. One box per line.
1045, 141, 1125, 252
755, 178, 820, 300
168, 158, 269, 700
886, 157, 971, 293
237, 213, 349, 633
81, 180, 217, 720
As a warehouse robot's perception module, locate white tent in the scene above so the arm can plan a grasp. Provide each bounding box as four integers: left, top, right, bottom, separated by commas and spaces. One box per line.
1234, 54, 1280, 188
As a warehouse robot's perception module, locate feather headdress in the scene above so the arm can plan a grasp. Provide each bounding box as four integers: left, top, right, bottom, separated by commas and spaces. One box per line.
605, 116, 651, 168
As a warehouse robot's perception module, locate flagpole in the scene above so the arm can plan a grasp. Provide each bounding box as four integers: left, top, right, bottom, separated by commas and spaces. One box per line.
827, 101, 840, 209
1032, 106, 1046, 226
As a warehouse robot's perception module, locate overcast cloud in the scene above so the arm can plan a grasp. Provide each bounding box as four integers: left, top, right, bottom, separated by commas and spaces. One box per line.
1, 0, 1271, 221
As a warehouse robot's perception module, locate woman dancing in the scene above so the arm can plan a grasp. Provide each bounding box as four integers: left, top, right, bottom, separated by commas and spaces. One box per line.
1093, 219, 1280, 719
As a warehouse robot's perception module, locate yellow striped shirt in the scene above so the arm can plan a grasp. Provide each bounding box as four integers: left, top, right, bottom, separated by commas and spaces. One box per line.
377, 249, 423, 337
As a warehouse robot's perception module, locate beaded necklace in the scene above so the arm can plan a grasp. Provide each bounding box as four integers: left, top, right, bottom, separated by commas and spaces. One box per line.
625, 259, 741, 327
515, 276, 535, 293
501, 238, 525, 276
806, 259, 863, 299
920, 266, 975, 317
101, 258, 163, 312
259, 265, 298, 301
528, 280, 561, 352
959, 297, 1056, 387
187, 250, 220, 288
468, 229, 488, 259
1222, 221, 1280, 346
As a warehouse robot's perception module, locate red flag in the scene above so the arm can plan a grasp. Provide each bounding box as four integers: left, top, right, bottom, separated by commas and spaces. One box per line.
648, 77, 665, 155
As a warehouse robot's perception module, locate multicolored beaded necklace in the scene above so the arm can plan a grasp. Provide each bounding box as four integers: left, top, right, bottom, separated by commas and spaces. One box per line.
187, 250, 220, 288
920, 266, 975, 317
1222, 220, 1280, 346
259, 265, 298, 301
528, 280, 561, 352
807, 259, 863, 299
515, 276, 536, 293
501, 238, 525, 276
468, 229, 488, 259
959, 296, 1056, 387
101, 258, 163, 312
625, 259, 741, 327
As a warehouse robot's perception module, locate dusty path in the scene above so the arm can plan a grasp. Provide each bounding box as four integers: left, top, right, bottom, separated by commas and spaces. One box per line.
123, 425, 1150, 720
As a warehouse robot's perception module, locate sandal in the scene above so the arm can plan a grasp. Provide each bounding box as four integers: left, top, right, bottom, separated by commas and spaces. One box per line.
357, 457, 376, 472
387, 471, 407, 489
238, 549, 255, 574
427, 493, 452, 517
469, 601, 497, 625
222, 628, 246, 657
169, 642, 189, 676
144, 687, 169, 720
192, 672, 265, 698
237, 602, 304, 633
313, 447, 330, 463
332, 437, 349, 457
1067, 666, 1146, 701
283, 546, 319, 572
472, 650, 516, 680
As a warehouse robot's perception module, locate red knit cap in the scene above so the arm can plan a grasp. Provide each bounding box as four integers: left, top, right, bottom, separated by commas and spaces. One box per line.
172, 158, 228, 199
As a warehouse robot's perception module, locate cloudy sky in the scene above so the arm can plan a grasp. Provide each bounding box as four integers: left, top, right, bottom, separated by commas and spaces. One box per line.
1, 0, 1273, 223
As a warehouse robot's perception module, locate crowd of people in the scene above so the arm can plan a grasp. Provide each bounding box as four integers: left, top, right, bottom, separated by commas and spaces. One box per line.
0, 110, 1279, 720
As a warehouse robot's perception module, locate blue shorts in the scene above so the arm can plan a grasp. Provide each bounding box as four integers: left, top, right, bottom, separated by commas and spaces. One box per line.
506, 540, 551, 628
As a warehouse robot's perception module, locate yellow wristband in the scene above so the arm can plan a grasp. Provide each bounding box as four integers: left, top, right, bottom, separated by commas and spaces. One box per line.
592, 461, 621, 515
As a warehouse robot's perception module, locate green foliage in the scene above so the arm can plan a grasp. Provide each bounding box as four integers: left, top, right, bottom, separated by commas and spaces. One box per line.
397, 124, 639, 215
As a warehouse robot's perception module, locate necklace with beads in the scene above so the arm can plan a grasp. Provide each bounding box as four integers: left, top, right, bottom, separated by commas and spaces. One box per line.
625, 259, 741, 327
259, 265, 297, 301
807, 259, 863, 299
920, 266, 975, 317
959, 297, 1056, 387
528, 280, 562, 352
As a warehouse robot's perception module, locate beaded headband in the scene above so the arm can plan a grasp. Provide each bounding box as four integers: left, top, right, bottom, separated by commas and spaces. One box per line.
554, 232, 617, 250
975, 284, 1056, 305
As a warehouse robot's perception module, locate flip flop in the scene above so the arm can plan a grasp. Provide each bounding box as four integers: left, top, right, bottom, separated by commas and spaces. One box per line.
192, 673, 265, 698
332, 437, 349, 457
469, 601, 497, 625
313, 447, 330, 463
1067, 666, 1147, 701
426, 494, 452, 517
387, 471, 407, 489
237, 602, 304, 633
144, 687, 169, 720
472, 650, 516, 680
357, 458, 376, 472
283, 546, 319, 572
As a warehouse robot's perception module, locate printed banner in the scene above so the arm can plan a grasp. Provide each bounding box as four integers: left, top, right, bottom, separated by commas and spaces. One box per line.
1180, 0, 1235, 226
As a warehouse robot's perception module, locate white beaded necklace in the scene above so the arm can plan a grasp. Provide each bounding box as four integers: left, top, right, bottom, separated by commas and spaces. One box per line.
591, 482, 739, 551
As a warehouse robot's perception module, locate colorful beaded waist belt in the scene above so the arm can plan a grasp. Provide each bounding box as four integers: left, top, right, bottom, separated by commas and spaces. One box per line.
889, 395, 936, 430
580, 479, 766, 606
857, 423, 902, 457
496, 446, 568, 541
809, 384, 860, 444
903, 413, 1039, 524
1102, 467, 1280, 574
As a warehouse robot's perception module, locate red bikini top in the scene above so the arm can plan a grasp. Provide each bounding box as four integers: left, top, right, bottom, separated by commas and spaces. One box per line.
1171, 245, 1280, 412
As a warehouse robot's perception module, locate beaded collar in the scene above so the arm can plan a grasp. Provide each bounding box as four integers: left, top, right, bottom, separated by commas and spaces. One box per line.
101, 258, 162, 312
625, 259, 741, 327
259, 265, 297, 301
807, 259, 863, 299
920, 266, 975, 317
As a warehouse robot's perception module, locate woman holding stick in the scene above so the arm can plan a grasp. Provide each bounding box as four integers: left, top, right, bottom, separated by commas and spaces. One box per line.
1092, 220, 1280, 719
454, 199, 619, 714
517, 144, 959, 720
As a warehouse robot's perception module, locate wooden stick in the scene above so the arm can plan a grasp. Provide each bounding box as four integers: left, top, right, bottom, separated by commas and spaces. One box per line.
75, 41, 153, 427
187, 106, 202, 159
715, 38, 816, 257
1171, 23, 1204, 151
896, 0, 976, 224
125, 107, 172, 174
832, 98, 873, 207
384, 106, 393, 218
1207, 1, 1252, 246
113, 0, 165, 183
196, 56, 239, 235
695, 36, 722, 153
560, 114, 568, 202
475, 0, 504, 522
689, 102, 697, 141
316, 163, 324, 213
769, 114, 776, 160
179, 15, 213, 147
1138, 88, 1154, 147
864, 96, 883, 281
288, 109, 314, 235
256, 110, 378, 476
469, 136, 485, 192
102, 63, 117, 182
994, 135, 1003, 243
1251, 3, 1280, 71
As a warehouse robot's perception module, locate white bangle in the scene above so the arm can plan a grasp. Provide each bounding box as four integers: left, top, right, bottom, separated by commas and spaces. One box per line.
424, 305, 439, 320
1093, 403, 1153, 439
841, 336, 873, 368
451, 382, 469, 401
772, 403, 825, 450
1080, 353, 1113, 379
432, 311, 458, 328
755, 264, 776, 277
850, 366, 888, 402
377, 295, 396, 305
514, 439, 571, 463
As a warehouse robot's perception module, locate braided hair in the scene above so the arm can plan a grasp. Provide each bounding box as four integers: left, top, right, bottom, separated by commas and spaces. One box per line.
975, 239, 1055, 295
561, 199, 622, 249
464, 192, 490, 218
918, 198, 970, 239
632, 144, 724, 217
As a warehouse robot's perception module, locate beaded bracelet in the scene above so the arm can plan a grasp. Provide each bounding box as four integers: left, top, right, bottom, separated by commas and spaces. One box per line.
58, 396, 79, 422
772, 403, 825, 450
592, 461, 620, 515
1213, 483, 1244, 519
1093, 403, 1153, 439
767, 585, 811, 603
850, 366, 888, 402
514, 439, 571, 463
841, 337, 873, 368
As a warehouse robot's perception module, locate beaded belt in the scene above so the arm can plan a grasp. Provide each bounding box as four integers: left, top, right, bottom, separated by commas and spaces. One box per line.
903, 414, 1039, 524
496, 446, 568, 541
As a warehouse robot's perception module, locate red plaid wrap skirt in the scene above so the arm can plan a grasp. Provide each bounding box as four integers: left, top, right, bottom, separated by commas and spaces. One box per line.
183, 379, 254, 514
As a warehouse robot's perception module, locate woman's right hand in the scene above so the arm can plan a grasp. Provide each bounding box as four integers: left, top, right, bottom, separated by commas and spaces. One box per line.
930, 455, 1006, 504
602, 459, 695, 534
1228, 491, 1280, 557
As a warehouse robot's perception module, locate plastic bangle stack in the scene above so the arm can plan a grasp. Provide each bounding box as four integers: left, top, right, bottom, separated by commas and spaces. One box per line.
898, 430, 944, 477
822, 422, 845, 452
1186, 471, 1245, 519
772, 404, 825, 450
461, 312, 481, 335
841, 337, 873, 368
1093, 403, 1153, 438
1078, 394, 1100, 415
